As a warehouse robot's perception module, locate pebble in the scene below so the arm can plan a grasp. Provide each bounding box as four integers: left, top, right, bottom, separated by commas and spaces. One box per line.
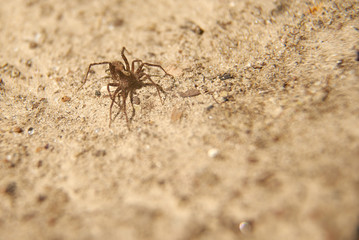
208, 148, 219, 158
28, 127, 34, 135
13, 126, 23, 133
178, 89, 201, 98
133, 96, 140, 105
239, 221, 253, 234
219, 72, 234, 80
61, 96, 71, 102
206, 105, 214, 111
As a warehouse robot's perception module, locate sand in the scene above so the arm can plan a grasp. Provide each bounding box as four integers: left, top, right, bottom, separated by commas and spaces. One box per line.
1, 0, 359, 239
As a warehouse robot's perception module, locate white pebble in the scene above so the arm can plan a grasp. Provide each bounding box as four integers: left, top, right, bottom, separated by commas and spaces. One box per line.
208, 148, 219, 158
239, 221, 253, 234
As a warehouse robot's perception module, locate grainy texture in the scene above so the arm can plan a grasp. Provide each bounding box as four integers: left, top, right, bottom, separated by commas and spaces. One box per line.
0, 0, 359, 240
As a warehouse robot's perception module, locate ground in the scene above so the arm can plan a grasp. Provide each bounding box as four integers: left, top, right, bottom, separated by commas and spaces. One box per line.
0, 0, 359, 239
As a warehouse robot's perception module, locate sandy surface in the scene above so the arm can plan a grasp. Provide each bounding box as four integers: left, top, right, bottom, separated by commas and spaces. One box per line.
1, 0, 359, 239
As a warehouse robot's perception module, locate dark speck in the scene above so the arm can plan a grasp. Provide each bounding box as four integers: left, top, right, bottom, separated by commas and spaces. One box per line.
206, 105, 214, 111
37, 194, 47, 203
5, 182, 17, 196
29, 41, 38, 49
222, 96, 229, 102
94, 150, 106, 157
113, 18, 124, 27
193, 26, 204, 35
219, 73, 234, 80
95, 90, 101, 97
356, 50, 359, 62
181, 20, 204, 35
26, 59, 32, 67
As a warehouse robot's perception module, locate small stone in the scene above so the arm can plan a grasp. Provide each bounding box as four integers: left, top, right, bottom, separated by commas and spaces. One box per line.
37, 194, 47, 202
181, 20, 204, 35
26, 59, 32, 67
36, 144, 49, 153
29, 41, 38, 49
206, 105, 214, 111
10, 68, 21, 78
219, 72, 234, 80
28, 127, 34, 135
336, 59, 343, 67
95, 90, 101, 97
193, 25, 204, 35
178, 89, 201, 98
133, 96, 141, 105
239, 221, 253, 235
61, 96, 71, 102
35, 146, 43, 153
13, 126, 23, 133
208, 148, 219, 158
113, 18, 124, 27
37, 160, 43, 168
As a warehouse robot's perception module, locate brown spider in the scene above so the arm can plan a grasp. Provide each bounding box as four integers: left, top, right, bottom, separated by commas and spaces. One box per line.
78, 47, 173, 129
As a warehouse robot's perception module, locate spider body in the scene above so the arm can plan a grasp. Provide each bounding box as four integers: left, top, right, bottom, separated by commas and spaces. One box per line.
79, 47, 173, 129
109, 61, 142, 89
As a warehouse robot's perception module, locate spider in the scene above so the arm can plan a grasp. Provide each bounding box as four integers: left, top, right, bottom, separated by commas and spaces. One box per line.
78, 47, 173, 129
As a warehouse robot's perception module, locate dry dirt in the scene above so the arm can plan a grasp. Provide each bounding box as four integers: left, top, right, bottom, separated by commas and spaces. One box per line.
1, 0, 359, 240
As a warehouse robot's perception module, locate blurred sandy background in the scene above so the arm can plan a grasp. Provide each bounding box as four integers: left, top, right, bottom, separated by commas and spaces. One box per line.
1, 0, 359, 239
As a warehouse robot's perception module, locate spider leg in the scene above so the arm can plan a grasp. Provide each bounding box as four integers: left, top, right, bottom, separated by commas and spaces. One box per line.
121, 47, 131, 71
108, 86, 122, 128
129, 90, 136, 120
107, 83, 121, 101
120, 90, 130, 129
141, 63, 174, 78
141, 74, 165, 104
109, 95, 116, 128
78, 62, 111, 91
137, 71, 146, 80
112, 95, 123, 122
131, 59, 143, 72
135, 63, 145, 75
